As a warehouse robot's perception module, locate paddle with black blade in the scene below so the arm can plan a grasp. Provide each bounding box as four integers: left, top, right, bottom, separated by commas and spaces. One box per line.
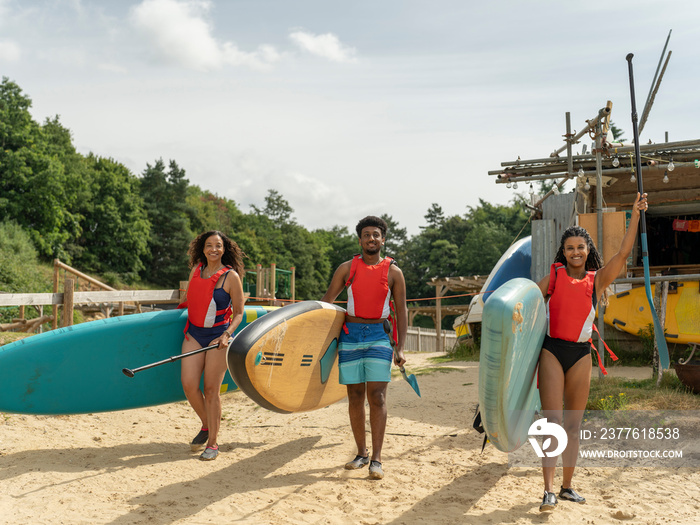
122, 341, 225, 377
625, 53, 670, 370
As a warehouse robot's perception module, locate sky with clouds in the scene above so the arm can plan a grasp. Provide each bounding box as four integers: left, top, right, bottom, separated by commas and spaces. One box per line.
1, 0, 699, 234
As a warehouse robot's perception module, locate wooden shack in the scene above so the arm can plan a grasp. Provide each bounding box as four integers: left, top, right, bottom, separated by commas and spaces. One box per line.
488, 102, 700, 365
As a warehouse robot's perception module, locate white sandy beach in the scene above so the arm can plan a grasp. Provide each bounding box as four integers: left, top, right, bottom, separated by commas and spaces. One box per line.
1, 353, 698, 525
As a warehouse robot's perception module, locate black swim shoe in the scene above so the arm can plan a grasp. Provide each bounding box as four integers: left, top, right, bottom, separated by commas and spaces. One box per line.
559, 486, 586, 503
190, 429, 209, 452
539, 491, 557, 512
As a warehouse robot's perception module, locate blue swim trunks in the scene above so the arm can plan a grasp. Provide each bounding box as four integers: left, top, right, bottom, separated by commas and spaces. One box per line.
338, 322, 393, 384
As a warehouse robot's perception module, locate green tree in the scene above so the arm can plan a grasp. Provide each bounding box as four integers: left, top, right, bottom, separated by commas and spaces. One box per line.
423, 203, 445, 230
139, 159, 193, 286
73, 155, 150, 279
610, 121, 626, 142
0, 79, 85, 259
380, 213, 408, 260
251, 189, 295, 227
186, 185, 245, 236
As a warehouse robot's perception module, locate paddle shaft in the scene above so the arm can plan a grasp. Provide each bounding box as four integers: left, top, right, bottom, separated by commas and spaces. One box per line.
122, 342, 222, 377
625, 53, 670, 370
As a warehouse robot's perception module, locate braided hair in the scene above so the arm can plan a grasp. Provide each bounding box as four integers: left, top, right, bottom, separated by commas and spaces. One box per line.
188, 230, 245, 276
553, 226, 603, 271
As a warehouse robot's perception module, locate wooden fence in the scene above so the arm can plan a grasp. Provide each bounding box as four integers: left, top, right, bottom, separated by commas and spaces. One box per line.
405, 326, 458, 353
0, 283, 183, 332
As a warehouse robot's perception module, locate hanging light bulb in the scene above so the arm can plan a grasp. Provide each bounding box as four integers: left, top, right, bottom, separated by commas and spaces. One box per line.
584, 178, 591, 191
612, 156, 620, 167
668, 158, 675, 171
552, 184, 560, 195
529, 183, 534, 196
512, 181, 519, 190
663, 170, 669, 183
630, 171, 636, 183
506, 181, 512, 189
578, 167, 585, 178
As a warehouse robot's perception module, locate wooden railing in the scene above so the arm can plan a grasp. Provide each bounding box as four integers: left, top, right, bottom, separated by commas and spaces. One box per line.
0, 285, 183, 332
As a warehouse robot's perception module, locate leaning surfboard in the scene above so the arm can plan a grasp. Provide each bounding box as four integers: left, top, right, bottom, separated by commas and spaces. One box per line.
0, 306, 272, 415
603, 281, 700, 345
479, 278, 546, 453
227, 301, 347, 413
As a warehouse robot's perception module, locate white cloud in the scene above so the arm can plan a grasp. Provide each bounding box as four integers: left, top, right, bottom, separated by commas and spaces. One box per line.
289, 30, 357, 63
98, 62, 129, 74
0, 40, 20, 62
129, 0, 279, 71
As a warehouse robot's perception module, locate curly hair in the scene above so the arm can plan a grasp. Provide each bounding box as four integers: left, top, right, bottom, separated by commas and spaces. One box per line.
188, 230, 245, 276
355, 216, 388, 238
554, 225, 603, 271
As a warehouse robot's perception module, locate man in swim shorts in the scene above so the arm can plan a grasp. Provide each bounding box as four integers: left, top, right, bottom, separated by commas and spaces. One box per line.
321, 216, 408, 480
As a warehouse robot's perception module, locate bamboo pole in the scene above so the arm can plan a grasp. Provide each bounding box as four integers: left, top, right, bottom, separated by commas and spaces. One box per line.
54, 259, 116, 291
639, 50, 672, 136
549, 103, 611, 158
595, 119, 606, 377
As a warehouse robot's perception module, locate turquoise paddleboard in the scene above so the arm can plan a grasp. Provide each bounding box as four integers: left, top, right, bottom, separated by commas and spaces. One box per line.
0, 306, 271, 415
479, 278, 546, 453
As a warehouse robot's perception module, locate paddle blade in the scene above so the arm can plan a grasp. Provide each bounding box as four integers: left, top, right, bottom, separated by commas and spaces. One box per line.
400, 367, 421, 397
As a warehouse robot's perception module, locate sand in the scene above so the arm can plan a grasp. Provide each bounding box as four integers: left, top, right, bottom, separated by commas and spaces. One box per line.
1, 353, 698, 525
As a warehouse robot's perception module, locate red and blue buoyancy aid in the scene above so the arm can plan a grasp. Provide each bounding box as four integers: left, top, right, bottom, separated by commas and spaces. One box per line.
345, 255, 394, 320
180, 264, 232, 334
546, 262, 618, 373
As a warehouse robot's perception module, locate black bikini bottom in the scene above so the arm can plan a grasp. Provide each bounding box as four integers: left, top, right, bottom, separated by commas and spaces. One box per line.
543, 335, 591, 373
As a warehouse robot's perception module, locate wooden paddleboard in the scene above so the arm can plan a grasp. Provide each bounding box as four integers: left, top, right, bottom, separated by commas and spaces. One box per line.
603, 281, 700, 344
479, 278, 546, 453
0, 306, 272, 415
227, 301, 347, 413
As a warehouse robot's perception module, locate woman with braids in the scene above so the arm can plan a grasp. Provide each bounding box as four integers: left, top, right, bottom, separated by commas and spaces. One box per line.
536, 192, 648, 511
180, 231, 245, 461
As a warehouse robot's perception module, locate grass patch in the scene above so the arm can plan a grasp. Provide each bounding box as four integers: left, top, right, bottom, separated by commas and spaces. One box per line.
440, 339, 480, 362
0, 332, 33, 346
587, 374, 700, 411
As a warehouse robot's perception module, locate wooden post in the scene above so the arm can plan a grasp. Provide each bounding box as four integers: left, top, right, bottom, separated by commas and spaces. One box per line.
63, 278, 75, 327
53, 259, 59, 330
270, 263, 277, 301
435, 283, 446, 352
179, 281, 188, 305
417, 327, 422, 352
256, 264, 262, 300
654, 281, 668, 386
290, 266, 296, 304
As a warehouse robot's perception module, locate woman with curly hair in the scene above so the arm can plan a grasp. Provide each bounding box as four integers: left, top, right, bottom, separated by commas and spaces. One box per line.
536, 192, 647, 511
180, 230, 245, 461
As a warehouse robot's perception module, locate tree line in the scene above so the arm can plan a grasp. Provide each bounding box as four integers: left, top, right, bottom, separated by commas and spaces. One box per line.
0, 77, 531, 326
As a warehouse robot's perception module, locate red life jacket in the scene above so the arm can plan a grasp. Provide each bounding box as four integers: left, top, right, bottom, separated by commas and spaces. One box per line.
546, 262, 596, 342
345, 255, 393, 319
546, 262, 618, 374
181, 264, 232, 333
